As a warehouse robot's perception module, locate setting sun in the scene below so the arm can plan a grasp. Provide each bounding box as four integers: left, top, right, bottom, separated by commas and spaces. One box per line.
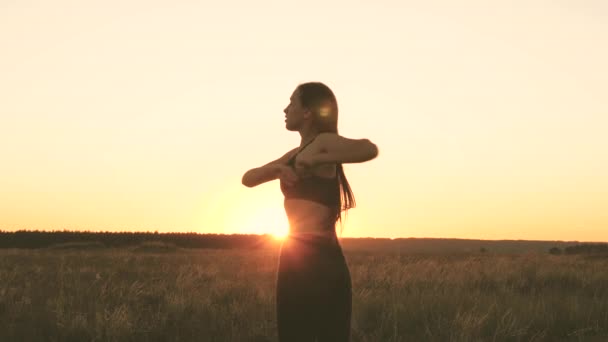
220, 188, 289, 237
272, 231, 288, 240
229, 207, 289, 237
199, 182, 292, 238
242, 205, 288, 238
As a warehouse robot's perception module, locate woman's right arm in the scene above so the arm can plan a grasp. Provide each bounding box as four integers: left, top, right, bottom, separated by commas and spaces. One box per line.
241, 148, 297, 188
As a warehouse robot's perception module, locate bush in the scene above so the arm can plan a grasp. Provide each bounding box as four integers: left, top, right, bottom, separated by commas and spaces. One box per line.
548, 247, 562, 255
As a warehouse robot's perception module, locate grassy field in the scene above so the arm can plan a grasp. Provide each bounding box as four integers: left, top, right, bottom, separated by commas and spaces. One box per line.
1, 243, 608, 341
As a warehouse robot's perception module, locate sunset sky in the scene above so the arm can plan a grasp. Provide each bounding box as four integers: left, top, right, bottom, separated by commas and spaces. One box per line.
1, 0, 606, 241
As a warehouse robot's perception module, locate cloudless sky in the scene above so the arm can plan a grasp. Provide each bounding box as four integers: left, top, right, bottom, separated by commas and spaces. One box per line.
1, 0, 607, 241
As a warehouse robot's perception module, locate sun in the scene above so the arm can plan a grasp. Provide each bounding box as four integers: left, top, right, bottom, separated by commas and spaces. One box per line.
212, 184, 291, 239
271, 230, 288, 240
229, 202, 290, 239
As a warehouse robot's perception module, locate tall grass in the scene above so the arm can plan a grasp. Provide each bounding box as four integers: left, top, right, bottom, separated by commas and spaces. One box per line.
1, 246, 607, 341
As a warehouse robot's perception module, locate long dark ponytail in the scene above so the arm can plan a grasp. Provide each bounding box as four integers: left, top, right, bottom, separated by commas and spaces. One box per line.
296, 82, 356, 231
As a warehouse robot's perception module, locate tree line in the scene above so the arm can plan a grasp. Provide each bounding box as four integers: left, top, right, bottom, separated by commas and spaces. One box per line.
549, 243, 608, 255
0, 230, 275, 249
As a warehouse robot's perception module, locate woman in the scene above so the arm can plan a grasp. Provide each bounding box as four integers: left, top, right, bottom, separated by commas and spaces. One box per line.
242, 82, 378, 342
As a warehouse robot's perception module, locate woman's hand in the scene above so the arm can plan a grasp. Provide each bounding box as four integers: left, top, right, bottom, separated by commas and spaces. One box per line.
276, 164, 299, 186
241, 147, 298, 188
294, 153, 318, 171
294, 153, 322, 177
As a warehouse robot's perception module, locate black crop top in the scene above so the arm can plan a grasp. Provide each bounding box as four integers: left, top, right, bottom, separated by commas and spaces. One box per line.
279, 137, 341, 209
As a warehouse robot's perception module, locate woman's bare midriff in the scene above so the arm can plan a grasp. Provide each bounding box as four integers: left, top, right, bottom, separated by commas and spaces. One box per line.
284, 198, 335, 235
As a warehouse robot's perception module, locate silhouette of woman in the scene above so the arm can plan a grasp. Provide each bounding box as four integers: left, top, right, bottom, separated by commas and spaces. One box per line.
242, 82, 378, 341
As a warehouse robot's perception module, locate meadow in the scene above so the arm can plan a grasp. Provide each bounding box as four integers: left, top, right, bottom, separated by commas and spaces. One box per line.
1, 242, 608, 341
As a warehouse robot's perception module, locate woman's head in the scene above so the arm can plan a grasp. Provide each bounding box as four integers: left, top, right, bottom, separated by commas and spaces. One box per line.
283, 82, 355, 230
284, 82, 339, 133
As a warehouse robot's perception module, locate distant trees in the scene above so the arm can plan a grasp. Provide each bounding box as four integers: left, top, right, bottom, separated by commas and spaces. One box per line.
563, 243, 608, 255
548, 243, 608, 255
0, 230, 275, 249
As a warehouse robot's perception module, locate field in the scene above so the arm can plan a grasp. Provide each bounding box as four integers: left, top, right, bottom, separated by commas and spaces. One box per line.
1, 243, 608, 341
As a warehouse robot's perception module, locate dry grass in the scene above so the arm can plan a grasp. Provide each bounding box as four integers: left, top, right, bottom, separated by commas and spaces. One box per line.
1, 245, 608, 341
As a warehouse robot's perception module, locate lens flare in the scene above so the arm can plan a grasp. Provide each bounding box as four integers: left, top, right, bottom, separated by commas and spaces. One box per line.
319, 106, 331, 117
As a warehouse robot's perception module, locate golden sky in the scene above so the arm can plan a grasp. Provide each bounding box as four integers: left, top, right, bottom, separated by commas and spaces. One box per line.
1, 0, 606, 241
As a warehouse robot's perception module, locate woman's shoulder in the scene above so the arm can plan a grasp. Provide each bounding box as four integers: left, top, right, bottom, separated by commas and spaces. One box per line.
284, 146, 301, 160
315, 132, 340, 145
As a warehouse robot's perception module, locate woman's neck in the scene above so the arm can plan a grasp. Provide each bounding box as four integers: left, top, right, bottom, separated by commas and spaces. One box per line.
299, 126, 319, 146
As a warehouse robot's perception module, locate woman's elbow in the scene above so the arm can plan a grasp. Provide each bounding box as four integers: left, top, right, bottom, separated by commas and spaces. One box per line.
366, 140, 379, 160
241, 172, 254, 187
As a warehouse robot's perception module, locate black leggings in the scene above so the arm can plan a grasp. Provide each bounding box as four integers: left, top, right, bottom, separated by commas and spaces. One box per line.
276, 232, 352, 342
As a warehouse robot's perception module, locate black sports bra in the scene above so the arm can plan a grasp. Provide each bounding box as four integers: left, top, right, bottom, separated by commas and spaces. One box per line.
279, 137, 340, 209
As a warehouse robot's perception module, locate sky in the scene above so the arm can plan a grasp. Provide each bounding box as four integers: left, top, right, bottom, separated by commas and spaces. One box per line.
1, 0, 607, 241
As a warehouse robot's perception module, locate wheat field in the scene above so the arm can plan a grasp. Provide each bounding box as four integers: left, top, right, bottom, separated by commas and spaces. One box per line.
1, 243, 607, 341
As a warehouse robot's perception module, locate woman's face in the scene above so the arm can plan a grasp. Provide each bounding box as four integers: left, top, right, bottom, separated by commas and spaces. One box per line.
283, 88, 310, 131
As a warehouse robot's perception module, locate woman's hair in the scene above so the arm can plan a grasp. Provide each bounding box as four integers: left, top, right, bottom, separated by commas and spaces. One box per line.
296, 82, 356, 230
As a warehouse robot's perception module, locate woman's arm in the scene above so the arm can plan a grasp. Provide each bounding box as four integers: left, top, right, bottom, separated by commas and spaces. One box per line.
242, 148, 298, 188
297, 133, 378, 168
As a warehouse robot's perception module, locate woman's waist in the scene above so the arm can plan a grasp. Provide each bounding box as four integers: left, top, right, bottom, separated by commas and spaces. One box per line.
282, 229, 341, 252
285, 223, 338, 245
287, 221, 337, 240
287, 228, 336, 239
284, 200, 336, 226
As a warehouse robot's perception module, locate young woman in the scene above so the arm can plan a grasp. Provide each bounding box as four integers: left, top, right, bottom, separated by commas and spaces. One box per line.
242, 82, 378, 342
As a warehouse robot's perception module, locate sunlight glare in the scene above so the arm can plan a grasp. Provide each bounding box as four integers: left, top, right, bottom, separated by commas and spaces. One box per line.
225, 193, 289, 238
272, 229, 288, 240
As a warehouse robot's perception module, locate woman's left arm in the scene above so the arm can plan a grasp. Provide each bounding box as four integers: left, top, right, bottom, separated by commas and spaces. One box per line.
310, 133, 379, 165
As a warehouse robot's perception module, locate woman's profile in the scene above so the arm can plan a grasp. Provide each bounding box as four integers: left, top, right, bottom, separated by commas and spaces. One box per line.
242, 82, 378, 341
